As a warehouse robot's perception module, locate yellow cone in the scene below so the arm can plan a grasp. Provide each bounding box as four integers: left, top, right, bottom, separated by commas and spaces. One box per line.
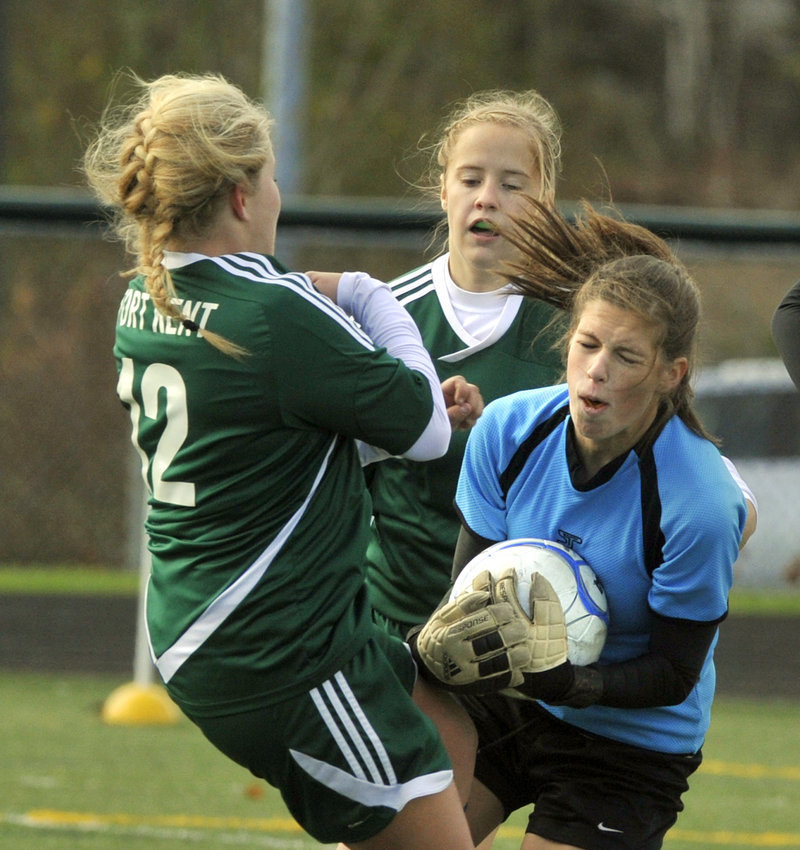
102, 682, 181, 726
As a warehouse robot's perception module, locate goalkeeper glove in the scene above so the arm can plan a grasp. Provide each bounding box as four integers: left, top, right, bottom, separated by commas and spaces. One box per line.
495, 569, 602, 707
409, 570, 533, 694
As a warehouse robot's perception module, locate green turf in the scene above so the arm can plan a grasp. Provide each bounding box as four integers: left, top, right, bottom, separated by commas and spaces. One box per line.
0, 566, 139, 596
1, 672, 799, 849
1, 673, 323, 849
728, 587, 800, 615
3, 564, 800, 614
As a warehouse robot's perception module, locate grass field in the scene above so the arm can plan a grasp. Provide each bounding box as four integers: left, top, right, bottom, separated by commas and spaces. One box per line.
2, 567, 800, 848
1, 673, 799, 849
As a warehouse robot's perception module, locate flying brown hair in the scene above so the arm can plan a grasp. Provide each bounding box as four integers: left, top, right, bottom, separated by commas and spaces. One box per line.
499, 198, 714, 443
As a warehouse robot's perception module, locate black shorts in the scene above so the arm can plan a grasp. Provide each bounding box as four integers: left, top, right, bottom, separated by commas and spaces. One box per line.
461, 694, 702, 850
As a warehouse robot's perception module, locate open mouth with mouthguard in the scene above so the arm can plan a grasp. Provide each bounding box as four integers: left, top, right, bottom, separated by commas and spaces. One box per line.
470, 220, 496, 235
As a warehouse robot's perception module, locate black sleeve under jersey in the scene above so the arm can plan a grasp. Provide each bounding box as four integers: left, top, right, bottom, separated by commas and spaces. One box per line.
591, 612, 722, 708
772, 279, 800, 390
519, 607, 723, 708
451, 522, 497, 583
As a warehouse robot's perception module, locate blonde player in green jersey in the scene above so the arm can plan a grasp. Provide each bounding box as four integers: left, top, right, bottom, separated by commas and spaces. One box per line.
84, 71, 537, 850
365, 91, 567, 638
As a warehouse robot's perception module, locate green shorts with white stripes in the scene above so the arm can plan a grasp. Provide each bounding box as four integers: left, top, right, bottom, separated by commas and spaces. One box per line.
186, 625, 453, 845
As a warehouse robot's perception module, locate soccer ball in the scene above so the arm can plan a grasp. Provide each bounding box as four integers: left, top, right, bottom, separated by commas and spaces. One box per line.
450, 538, 609, 666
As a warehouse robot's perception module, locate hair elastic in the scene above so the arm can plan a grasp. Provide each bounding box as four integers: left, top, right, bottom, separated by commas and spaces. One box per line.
182, 318, 200, 332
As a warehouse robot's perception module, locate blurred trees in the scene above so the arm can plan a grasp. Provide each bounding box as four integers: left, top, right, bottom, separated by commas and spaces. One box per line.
2, 0, 799, 568
2, 0, 800, 209
1, 0, 263, 184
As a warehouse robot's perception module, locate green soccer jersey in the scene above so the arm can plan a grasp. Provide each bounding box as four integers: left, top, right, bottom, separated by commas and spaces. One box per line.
114, 252, 436, 716
365, 254, 564, 631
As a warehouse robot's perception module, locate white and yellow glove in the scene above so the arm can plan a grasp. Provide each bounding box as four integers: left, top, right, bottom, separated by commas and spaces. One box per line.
493, 568, 581, 702
410, 570, 533, 694
493, 569, 569, 674
411, 567, 582, 701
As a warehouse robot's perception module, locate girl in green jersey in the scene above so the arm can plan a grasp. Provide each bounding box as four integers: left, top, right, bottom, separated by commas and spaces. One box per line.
84, 71, 489, 850
365, 91, 567, 636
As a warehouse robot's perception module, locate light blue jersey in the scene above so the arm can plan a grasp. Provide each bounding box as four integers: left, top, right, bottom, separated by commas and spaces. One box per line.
456, 384, 747, 753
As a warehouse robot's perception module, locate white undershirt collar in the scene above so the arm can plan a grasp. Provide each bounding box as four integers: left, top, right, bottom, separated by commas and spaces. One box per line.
162, 250, 210, 270
431, 254, 523, 363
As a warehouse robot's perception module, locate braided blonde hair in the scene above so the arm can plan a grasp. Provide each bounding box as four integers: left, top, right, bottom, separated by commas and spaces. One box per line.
84, 72, 274, 357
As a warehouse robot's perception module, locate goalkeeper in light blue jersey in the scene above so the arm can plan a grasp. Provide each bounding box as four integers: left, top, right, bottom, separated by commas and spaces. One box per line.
412, 201, 749, 850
